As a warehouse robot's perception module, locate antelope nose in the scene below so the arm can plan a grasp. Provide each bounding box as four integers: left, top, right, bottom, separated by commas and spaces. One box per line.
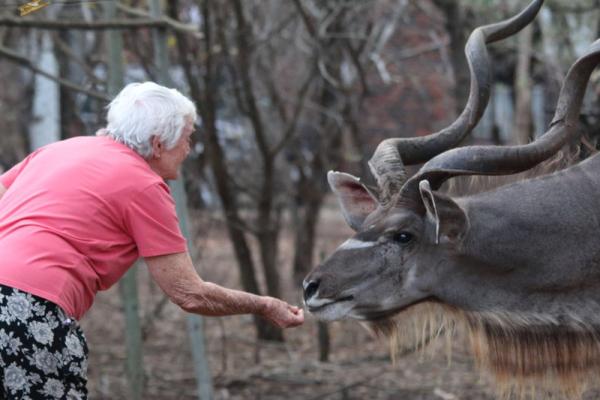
303, 279, 320, 301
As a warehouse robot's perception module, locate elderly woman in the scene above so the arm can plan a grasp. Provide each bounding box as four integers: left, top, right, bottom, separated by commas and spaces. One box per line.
0, 82, 304, 399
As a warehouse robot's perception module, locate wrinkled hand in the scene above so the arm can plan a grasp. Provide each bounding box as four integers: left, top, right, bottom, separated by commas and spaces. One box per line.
261, 297, 304, 328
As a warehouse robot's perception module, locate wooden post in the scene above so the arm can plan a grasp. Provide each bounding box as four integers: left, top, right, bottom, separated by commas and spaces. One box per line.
118, 265, 144, 400
106, 1, 144, 399
170, 179, 214, 400
150, 1, 213, 398
317, 251, 330, 362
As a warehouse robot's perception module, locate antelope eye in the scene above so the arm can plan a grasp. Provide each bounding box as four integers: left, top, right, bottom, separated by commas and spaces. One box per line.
392, 231, 413, 244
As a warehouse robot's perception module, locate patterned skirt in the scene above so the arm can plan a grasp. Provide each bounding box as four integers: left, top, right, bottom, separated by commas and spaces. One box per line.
0, 284, 88, 399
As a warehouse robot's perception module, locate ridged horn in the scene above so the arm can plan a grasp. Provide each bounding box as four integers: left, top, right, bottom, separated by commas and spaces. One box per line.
399, 38, 600, 205
369, 0, 544, 207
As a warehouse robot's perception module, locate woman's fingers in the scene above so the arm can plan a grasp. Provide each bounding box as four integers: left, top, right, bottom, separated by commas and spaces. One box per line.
263, 297, 305, 328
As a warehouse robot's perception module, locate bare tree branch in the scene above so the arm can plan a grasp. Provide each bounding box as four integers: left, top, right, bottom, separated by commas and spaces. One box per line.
396, 38, 449, 60
317, 58, 342, 88
343, 39, 369, 95
0, 15, 199, 34
291, 0, 317, 38
115, 2, 202, 37
51, 32, 105, 85
230, 0, 271, 157
230, 0, 283, 301
0, 44, 109, 101
548, 2, 600, 14
271, 65, 317, 156
123, 32, 156, 81
253, 12, 297, 49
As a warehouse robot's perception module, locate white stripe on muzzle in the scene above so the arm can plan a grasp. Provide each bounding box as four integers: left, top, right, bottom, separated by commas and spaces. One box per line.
338, 238, 377, 250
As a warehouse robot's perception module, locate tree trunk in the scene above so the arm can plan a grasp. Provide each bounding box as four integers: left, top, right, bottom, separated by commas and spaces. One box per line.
230, 0, 283, 308
318, 321, 330, 362
258, 220, 282, 299
514, 24, 534, 144
29, 31, 60, 150
431, 0, 470, 116
292, 177, 324, 286
56, 5, 87, 139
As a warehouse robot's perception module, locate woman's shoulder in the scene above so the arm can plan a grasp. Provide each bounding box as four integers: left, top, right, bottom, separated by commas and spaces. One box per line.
60, 136, 164, 194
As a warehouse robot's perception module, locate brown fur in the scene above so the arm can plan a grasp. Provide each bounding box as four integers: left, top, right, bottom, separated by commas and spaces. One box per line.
364, 302, 600, 399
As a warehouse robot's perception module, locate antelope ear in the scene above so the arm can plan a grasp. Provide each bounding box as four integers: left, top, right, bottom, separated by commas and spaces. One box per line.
419, 180, 468, 244
328, 171, 379, 231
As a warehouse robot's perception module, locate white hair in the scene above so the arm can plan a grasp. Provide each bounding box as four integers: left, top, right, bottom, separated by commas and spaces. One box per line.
103, 82, 197, 158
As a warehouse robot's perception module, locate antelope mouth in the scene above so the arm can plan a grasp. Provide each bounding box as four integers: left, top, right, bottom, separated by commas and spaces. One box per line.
354, 298, 433, 322
307, 295, 354, 313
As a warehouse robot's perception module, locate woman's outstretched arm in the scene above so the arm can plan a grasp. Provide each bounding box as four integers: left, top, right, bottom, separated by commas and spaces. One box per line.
145, 252, 304, 328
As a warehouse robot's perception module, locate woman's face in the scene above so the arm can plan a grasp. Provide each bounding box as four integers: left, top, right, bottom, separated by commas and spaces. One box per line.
149, 118, 195, 180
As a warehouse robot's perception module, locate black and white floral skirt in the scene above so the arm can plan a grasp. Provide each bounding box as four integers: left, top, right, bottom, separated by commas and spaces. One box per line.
0, 284, 88, 399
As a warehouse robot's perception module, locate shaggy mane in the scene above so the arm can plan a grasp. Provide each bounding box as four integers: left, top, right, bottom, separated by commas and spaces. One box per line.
363, 302, 600, 399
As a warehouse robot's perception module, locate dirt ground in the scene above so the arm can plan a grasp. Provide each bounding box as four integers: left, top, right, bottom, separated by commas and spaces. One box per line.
80, 201, 598, 400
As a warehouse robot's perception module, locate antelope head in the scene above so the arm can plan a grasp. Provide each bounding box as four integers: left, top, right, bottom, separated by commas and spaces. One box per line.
304, 0, 548, 322
303, 170, 465, 321
304, 1, 600, 390
304, 0, 600, 332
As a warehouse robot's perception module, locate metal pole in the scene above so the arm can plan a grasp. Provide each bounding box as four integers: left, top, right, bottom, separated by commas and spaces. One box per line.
106, 1, 144, 399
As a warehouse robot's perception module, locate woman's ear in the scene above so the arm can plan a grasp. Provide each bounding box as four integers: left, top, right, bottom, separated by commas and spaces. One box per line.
151, 136, 163, 159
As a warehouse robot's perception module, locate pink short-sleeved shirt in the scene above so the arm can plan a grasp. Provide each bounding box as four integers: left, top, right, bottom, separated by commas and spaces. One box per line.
0, 136, 187, 319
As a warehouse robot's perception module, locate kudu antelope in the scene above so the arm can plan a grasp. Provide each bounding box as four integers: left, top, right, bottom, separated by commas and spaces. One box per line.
303, 0, 600, 393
